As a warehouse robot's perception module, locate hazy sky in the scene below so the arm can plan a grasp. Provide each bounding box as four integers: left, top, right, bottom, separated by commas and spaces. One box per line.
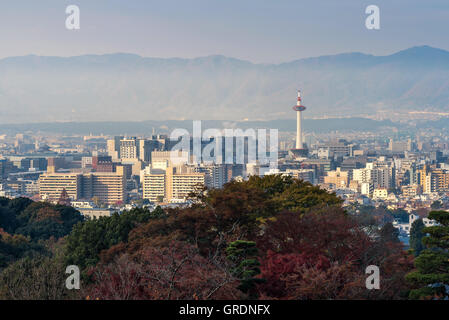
0, 0, 448, 63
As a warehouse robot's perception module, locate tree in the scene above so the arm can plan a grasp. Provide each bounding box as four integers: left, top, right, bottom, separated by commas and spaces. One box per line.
379, 222, 400, 243
0, 197, 33, 233
0, 176, 417, 301
65, 208, 157, 270
431, 200, 443, 210
0, 229, 45, 271
226, 240, 264, 298
0, 253, 78, 300
58, 188, 71, 206
85, 242, 241, 300
14, 202, 83, 241
409, 219, 425, 256
257, 207, 412, 299
406, 211, 449, 299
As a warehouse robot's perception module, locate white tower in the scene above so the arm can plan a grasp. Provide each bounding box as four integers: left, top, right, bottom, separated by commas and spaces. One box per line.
292, 90, 306, 149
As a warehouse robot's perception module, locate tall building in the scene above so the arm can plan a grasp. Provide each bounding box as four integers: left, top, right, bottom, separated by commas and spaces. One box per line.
324, 168, 349, 188
166, 166, 206, 202
120, 137, 139, 160
151, 150, 189, 167
107, 136, 124, 160
321, 140, 355, 158
46, 157, 66, 173
92, 155, 114, 171
38, 173, 82, 202
142, 169, 166, 202
0, 159, 14, 178
139, 139, 160, 163
39, 171, 126, 205
352, 163, 393, 190
417, 166, 449, 194
142, 165, 206, 203
388, 139, 412, 152
82, 172, 126, 205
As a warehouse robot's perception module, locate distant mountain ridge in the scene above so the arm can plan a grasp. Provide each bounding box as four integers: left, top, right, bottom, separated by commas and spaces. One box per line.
0, 118, 399, 135
0, 46, 448, 123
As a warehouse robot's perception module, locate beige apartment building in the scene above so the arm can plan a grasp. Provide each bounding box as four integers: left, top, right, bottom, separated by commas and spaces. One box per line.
39, 171, 126, 205
166, 166, 205, 202
142, 170, 166, 202
324, 168, 348, 189
82, 172, 126, 205
38, 173, 82, 202
142, 166, 205, 203
372, 188, 388, 200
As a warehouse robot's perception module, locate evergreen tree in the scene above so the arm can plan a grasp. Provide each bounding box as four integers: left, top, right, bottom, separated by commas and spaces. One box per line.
409, 219, 425, 256
406, 211, 449, 299
226, 240, 264, 298
379, 222, 400, 243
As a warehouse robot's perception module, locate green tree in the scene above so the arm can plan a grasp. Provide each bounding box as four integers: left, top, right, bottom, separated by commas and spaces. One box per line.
406, 211, 449, 299
0, 231, 45, 271
0, 254, 78, 300
409, 219, 425, 256
0, 197, 33, 233
226, 240, 264, 298
15, 203, 84, 241
65, 208, 158, 270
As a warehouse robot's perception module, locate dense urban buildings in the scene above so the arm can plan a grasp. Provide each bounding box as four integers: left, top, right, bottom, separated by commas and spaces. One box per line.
1, 115, 449, 246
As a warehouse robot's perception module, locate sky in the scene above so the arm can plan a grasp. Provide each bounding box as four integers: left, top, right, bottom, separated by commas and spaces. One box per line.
0, 0, 448, 63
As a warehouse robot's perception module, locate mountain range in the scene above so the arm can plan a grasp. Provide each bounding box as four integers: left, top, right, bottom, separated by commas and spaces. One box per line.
0, 45, 448, 124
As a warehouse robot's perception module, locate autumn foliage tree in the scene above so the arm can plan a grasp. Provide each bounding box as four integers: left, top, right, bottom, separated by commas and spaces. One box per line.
0, 174, 412, 300
256, 207, 413, 299
85, 241, 241, 300
83, 175, 414, 300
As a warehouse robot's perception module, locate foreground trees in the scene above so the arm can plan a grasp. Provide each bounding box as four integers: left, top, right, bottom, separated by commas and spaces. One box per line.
65, 208, 161, 270
0, 176, 418, 300
85, 242, 241, 300
256, 207, 412, 299
226, 240, 264, 298
409, 219, 425, 257
0, 197, 83, 242
82, 176, 413, 300
0, 252, 74, 300
0, 197, 84, 299
407, 211, 449, 299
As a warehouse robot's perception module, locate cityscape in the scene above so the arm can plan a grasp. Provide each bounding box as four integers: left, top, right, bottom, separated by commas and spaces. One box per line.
1, 0, 449, 309
2, 90, 449, 245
